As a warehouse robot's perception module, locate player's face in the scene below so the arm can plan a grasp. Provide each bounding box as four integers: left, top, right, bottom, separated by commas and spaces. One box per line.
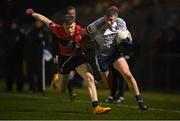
67, 9, 76, 18
64, 22, 75, 36
104, 15, 117, 27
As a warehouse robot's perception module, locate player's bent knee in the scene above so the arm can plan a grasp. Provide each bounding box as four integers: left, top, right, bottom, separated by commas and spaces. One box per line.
86, 73, 94, 83
122, 71, 132, 81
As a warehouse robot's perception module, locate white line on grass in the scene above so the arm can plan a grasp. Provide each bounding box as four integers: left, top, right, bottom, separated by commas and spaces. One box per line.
10, 93, 180, 114
108, 103, 180, 114
75, 100, 180, 114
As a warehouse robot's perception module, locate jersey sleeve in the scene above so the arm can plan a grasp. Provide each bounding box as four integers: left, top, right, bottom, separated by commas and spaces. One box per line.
116, 18, 127, 31
86, 17, 104, 35
48, 22, 62, 37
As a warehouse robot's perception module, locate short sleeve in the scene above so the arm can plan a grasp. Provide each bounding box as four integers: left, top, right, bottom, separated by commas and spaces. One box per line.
86, 23, 96, 34
86, 17, 104, 34
116, 18, 127, 31
49, 22, 62, 37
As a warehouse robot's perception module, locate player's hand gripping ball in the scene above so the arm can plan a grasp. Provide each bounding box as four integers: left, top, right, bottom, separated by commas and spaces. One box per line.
116, 30, 132, 44
26, 8, 34, 15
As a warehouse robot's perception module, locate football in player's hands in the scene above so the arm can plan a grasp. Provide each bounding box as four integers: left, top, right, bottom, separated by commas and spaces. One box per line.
116, 30, 132, 44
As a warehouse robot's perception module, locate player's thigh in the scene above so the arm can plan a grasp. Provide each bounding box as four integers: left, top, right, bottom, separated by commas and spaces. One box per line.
100, 71, 109, 78
100, 71, 110, 88
75, 63, 92, 80
113, 57, 131, 76
100, 71, 110, 83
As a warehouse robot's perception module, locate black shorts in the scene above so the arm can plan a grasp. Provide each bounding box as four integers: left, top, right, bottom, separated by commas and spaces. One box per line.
82, 48, 101, 81
59, 55, 86, 74
97, 52, 123, 72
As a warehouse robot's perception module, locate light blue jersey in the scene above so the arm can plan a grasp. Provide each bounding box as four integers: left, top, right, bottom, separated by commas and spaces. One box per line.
86, 17, 128, 56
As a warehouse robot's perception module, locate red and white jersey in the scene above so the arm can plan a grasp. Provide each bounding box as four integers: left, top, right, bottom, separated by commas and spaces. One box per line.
49, 22, 83, 56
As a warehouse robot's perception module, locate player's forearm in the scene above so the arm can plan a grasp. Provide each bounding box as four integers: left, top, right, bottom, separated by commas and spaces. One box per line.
32, 13, 52, 26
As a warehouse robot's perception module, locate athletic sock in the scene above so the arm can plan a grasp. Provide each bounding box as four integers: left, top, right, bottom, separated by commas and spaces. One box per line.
67, 79, 73, 96
92, 101, 99, 108
135, 95, 143, 103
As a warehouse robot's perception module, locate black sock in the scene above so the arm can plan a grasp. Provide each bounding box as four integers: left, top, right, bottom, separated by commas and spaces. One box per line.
67, 79, 73, 96
92, 101, 99, 108
135, 95, 143, 103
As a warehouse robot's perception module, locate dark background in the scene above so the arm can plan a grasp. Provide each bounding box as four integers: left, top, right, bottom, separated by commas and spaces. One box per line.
0, 0, 180, 93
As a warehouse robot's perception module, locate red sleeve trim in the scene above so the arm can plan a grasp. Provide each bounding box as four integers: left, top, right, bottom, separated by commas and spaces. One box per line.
49, 22, 57, 28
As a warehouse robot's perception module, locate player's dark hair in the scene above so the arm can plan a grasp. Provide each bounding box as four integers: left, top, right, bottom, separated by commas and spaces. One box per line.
63, 14, 75, 25
67, 6, 76, 11
105, 6, 119, 17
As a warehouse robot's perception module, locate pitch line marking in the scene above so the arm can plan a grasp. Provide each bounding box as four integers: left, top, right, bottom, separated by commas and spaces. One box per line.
75, 100, 180, 114
10, 93, 180, 114
108, 103, 180, 114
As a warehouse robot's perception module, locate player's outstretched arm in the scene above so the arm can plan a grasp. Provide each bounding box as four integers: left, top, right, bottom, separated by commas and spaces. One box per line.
26, 8, 52, 26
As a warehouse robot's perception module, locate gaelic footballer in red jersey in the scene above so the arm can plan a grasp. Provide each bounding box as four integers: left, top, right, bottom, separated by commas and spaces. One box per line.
48, 15, 82, 56
26, 8, 111, 114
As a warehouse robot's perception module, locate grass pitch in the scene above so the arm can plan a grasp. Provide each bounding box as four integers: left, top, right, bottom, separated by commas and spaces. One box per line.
0, 86, 180, 120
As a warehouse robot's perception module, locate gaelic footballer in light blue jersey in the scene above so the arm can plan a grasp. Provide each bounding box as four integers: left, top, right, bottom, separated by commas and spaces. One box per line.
83, 6, 148, 111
